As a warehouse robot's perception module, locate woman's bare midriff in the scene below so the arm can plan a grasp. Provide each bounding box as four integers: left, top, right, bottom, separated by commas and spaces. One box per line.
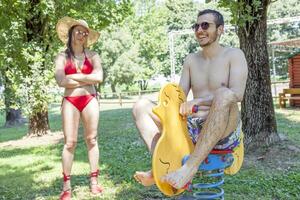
64, 85, 96, 97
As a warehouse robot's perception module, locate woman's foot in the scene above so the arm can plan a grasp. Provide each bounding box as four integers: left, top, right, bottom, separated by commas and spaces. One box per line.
59, 173, 71, 200
59, 190, 71, 200
90, 170, 103, 195
133, 170, 155, 186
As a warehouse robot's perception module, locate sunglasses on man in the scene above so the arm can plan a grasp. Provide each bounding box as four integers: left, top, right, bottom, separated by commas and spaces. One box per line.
75, 30, 89, 37
192, 22, 215, 31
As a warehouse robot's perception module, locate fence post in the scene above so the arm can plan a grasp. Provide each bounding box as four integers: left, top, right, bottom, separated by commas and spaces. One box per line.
118, 93, 122, 106
138, 89, 141, 98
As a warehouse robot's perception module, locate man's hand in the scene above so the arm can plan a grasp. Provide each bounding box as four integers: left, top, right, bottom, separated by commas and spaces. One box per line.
180, 95, 214, 119
179, 99, 199, 117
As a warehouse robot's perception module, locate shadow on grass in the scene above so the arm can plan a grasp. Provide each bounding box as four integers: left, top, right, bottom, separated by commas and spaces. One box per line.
0, 164, 61, 200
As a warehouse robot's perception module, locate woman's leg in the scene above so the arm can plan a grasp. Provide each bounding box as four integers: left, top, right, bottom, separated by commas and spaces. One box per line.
81, 98, 100, 188
61, 99, 81, 191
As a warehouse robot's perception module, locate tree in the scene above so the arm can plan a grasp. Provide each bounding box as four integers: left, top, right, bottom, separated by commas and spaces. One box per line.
98, 1, 170, 92
130, 2, 169, 89
0, 1, 29, 127
165, 0, 199, 75
219, 0, 280, 149
96, 25, 140, 93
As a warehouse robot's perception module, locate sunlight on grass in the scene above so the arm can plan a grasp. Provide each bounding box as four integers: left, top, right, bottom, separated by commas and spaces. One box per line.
275, 107, 300, 143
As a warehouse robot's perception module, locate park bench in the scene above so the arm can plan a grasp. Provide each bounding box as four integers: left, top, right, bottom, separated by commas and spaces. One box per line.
279, 88, 300, 108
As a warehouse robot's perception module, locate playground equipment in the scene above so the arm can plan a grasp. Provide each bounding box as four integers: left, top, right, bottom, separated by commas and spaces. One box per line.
152, 83, 244, 199
152, 83, 194, 196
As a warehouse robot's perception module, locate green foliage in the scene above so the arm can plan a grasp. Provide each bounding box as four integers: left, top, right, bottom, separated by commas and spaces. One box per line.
130, 4, 169, 81
97, 1, 169, 91
218, 0, 263, 35
96, 25, 140, 91
165, 0, 196, 31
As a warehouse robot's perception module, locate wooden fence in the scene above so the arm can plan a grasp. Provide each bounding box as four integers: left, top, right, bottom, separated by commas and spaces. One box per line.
97, 81, 289, 106
98, 89, 159, 106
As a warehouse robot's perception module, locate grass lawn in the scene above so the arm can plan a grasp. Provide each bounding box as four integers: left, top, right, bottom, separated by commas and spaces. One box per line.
0, 103, 299, 200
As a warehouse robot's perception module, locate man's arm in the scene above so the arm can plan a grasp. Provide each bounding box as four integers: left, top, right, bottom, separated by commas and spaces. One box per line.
179, 54, 213, 117
228, 48, 248, 102
67, 54, 103, 85
179, 55, 191, 96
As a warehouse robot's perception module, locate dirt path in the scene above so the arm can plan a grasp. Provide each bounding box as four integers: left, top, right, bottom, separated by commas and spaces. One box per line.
244, 139, 300, 171
0, 131, 64, 148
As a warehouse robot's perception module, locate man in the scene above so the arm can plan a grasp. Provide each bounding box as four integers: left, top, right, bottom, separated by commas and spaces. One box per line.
132, 9, 248, 189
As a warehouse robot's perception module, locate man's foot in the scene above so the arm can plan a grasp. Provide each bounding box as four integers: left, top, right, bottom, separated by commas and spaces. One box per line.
133, 170, 155, 186
160, 164, 198, 189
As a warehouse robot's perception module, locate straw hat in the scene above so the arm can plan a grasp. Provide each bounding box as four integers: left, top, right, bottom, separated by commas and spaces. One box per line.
56, 16, 100, 47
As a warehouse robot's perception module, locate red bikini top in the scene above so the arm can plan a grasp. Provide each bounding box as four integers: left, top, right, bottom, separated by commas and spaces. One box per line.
64, 55, 93, 75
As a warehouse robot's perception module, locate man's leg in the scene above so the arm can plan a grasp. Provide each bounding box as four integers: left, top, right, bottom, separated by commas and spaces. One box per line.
161, 88, 240, 189
132, 98, 162, 186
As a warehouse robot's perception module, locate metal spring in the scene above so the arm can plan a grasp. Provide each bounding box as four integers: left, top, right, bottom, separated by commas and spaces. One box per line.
183, 154, 233, 200
191, 169, 225, 199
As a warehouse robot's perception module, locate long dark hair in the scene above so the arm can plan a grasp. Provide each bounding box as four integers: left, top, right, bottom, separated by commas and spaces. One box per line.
65, 26, 77, 59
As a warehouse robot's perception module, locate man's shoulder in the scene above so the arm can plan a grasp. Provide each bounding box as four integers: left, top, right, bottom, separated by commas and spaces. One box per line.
183, 52, 200, 68
185, 52, 200, 61
224, 47, 245, 58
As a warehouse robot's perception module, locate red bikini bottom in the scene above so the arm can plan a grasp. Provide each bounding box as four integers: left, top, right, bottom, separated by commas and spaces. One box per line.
64, 94, 96, 112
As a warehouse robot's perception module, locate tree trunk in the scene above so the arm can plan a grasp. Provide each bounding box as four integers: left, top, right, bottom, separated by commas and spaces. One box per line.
111, 83, 118, 98
111, 83, 116, 93
5, 109, 26, 127
3, 71, 26, 127
139, 80, 148, 90
25, 0, 50, 136
28, 110, 49, 136
96, 84, 101, 98
239, 0, 280, 150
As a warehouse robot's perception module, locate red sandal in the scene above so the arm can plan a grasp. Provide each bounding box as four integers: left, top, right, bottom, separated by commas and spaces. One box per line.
90, 169, 103, 195
59, 173, 71, 200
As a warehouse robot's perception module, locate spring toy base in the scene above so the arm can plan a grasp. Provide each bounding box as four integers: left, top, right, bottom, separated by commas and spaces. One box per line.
181, 151, 234, 200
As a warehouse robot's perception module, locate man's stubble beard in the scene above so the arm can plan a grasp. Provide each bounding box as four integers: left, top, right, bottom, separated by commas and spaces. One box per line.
199, 31, 219, 47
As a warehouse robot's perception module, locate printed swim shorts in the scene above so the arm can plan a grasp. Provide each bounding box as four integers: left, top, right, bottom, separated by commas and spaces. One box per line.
187, 116, 242, 150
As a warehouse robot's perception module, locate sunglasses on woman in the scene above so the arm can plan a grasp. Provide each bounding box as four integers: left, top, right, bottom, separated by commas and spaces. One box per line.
192, 22, 215, 31
75, 30, 89, 37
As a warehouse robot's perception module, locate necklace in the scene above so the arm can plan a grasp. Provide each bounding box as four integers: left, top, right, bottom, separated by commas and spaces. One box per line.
73, 55, 84, 71
74, 53, 85, 60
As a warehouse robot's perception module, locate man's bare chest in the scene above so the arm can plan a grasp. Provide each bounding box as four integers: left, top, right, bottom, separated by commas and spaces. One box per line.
190, 59, 231, 91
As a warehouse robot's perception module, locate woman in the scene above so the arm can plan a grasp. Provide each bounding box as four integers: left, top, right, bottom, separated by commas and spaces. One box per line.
55, 17, 103, 200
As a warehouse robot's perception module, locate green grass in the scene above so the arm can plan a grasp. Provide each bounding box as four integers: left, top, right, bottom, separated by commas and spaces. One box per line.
0, 103, 299, 199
